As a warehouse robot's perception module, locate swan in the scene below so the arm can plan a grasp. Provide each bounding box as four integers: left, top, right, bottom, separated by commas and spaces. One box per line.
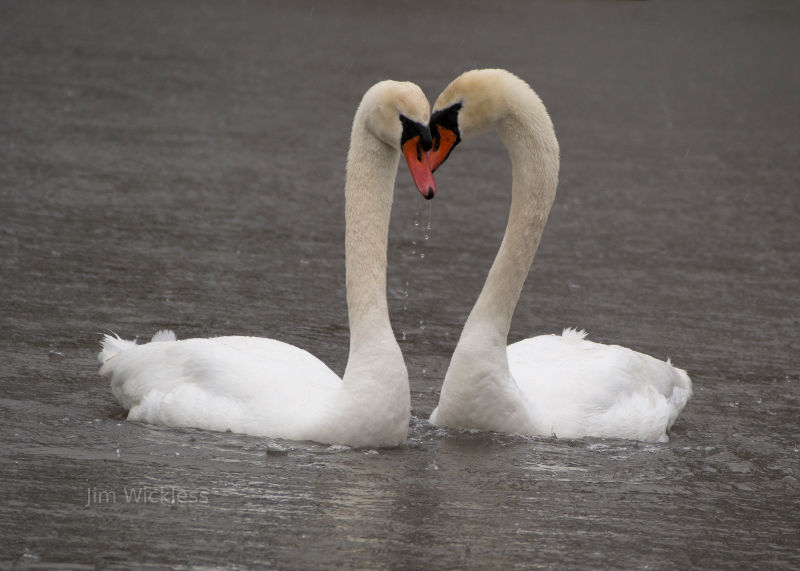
427, 69, 691, 443
98, 80, 437, 448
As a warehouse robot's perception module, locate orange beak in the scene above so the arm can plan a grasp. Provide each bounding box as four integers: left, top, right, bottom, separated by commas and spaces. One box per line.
428, 124, 460, 172
402, 136, 436, 200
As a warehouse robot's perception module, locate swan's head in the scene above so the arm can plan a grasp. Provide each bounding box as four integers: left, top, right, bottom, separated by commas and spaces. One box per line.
359, 80, 436, 199
429, 69, 533, 171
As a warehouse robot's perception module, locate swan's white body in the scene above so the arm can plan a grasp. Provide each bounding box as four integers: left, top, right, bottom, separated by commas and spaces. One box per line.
428, 70, 691, 443
99, 81, 435, 448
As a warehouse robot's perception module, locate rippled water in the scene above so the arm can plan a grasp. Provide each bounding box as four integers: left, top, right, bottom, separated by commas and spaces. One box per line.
2, 1, 798, 568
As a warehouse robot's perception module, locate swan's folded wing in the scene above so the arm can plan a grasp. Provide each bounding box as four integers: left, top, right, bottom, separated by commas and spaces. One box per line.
100, 335, 341, 437
508, 333, 691, 442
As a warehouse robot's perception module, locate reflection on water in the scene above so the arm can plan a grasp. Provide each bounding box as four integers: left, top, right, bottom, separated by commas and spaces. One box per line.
2, 0, 799, 568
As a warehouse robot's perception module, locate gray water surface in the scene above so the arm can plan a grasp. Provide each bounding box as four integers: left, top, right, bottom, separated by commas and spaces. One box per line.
2, 1, 799, 568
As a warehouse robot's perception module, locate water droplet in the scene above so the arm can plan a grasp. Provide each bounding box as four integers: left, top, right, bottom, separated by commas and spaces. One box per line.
420, 253, 425, 259
401, 330, 406, 340
426, 201, 433, 230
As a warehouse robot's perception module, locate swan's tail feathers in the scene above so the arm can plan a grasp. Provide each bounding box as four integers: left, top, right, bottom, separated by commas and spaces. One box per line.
665, 361, 693, 430
98, 329, 178, 364
151, 329, 177, 343
98, 329, 179, 362
666, 358, 692, 394
675, 365, 693, 399
561, 328, 588, 342
98, 333, 138, 364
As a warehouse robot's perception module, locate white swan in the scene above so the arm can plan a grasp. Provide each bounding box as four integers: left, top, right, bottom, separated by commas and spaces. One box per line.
427, 69, 691, 443
98, 80, 437, 448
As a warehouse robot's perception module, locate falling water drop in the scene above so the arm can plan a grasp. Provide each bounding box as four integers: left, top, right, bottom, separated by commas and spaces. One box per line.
424, 201, 432, 242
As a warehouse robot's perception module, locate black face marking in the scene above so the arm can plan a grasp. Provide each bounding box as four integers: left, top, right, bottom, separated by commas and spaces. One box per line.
430, 102, 462, 151
400, 115, 433, 151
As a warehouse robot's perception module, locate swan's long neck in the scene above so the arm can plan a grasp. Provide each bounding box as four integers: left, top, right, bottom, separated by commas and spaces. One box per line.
463, 107, 559, 345
304, 91, 412, 448
434, 94, 559, 432
341, 120, 405, 383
